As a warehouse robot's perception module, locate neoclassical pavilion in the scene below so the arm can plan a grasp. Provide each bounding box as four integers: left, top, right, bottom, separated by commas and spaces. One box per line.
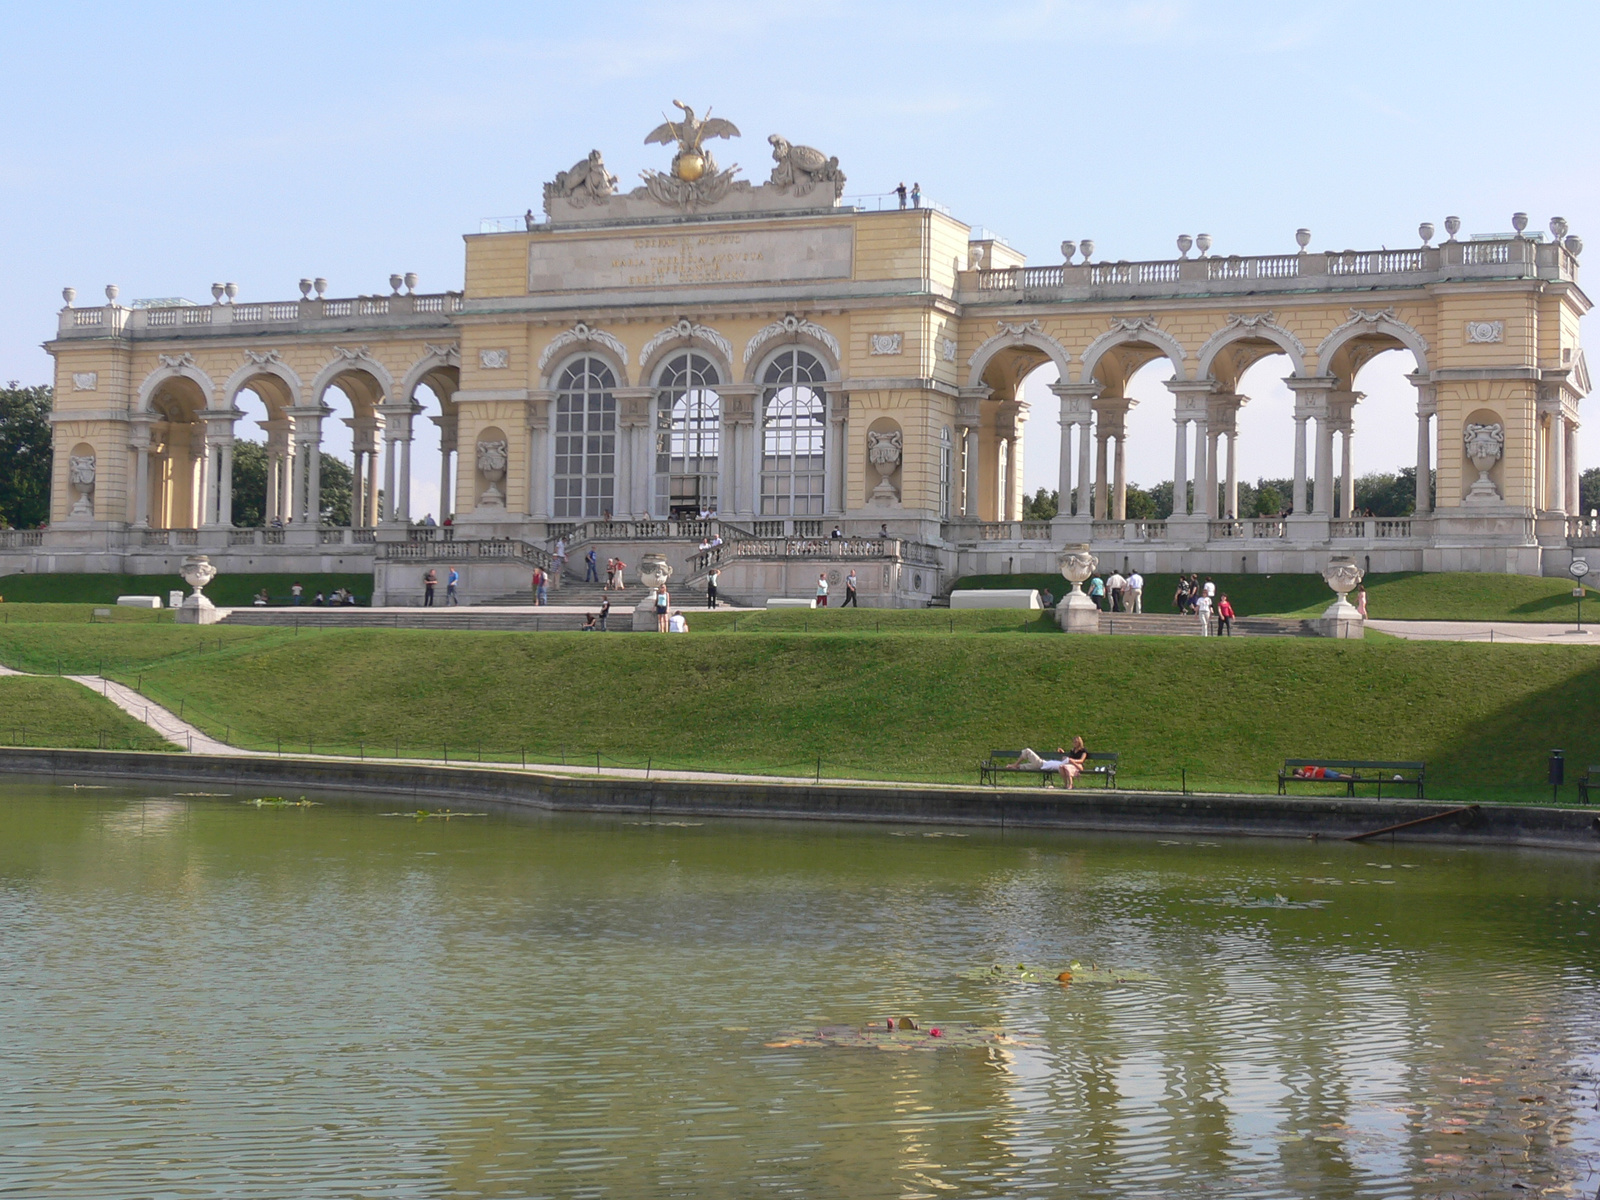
14, 108, 1593, 604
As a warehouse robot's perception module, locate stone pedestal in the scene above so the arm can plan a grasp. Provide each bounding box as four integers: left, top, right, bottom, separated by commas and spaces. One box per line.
1056, 590, 1100, 633
176, 595, 225, 625
1311, 598, 1364, 639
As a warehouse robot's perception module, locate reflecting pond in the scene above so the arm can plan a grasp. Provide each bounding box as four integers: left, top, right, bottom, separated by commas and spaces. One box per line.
1, 782, 1597, 1198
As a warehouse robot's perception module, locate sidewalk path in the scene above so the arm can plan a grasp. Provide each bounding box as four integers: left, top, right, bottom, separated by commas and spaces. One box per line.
1368, 619, 1600, 644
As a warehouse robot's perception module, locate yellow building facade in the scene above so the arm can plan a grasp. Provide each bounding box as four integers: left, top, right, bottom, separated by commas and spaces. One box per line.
16, 110, 1593, 604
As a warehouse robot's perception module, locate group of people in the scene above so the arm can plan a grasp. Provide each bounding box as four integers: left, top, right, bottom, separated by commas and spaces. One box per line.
263, 583, 359, 607
650, 584, 690, 632
421, 568, 460, 606
1173, 575, 1235, 636
603, 557, 628, 591
580, 597, 613, 631
814, 570, 858, 607
1007, 738, 1091, 788
894, 181, 922, 209
1085, 570, 1144, 613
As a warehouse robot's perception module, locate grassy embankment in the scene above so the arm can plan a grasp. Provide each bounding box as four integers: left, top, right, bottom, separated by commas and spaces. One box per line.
0, 572, 374, 607
957, 571, 1594, 623
0, 603, 1596, 804
0, 675, 172, 750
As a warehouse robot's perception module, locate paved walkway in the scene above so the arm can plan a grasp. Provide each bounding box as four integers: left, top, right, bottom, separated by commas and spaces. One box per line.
1368, 619, 1600, 644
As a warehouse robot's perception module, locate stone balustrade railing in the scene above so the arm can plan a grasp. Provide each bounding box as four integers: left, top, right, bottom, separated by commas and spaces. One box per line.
381, 536, 553, 570
57, 292, 465, 339
966, 237, 1578, 300
0, 530, 44, 548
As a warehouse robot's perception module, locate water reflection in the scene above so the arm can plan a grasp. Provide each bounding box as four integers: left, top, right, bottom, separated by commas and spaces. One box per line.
0, 784, 1596, 1198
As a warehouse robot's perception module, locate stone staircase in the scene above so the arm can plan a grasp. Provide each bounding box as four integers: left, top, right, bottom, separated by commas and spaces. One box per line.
222, 608, 599, 631
1096, 612, 1312, 637
484, 580, 653, 608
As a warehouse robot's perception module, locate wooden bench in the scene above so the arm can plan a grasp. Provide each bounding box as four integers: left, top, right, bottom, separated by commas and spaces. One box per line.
1278, 759, 1425, 799
1577, 765, 1599, 805
980, 750, 1118, 788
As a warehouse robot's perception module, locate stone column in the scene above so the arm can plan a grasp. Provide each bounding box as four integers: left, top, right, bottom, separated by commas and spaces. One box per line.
1340, 426, 1355, 518
1056, 398, 1074, 512
430, 412, 458, 522
829, 397, 848, 516
526, 390, 554, 520
1093, 428, 1109, 518
199, 405, 240, 528
1225, 433, 1238, 520
1567, 421, 1582, 523
1205, 428, 1220, 520
1293, 417, 1309, 514
1551, 412, 1568, 513
1113, 434, 1127, 520
1172, 417, 1189, 515
376, 400, 419, 524
1314, 417, 1335, 516
1192, 416, 1210, 519
1075, 416, 1092, 519
218, 440, 235, 527
130, 417, 155, 528
1049, 382, 1097, 526
1407, 373, 1434, 517
382, 427, 398, 522
966, 426, 982, 517
958, 386, 991, 521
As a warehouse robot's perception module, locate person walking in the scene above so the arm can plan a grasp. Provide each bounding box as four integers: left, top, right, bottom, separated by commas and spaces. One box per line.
1356, 585, 1368, 619
1126, 569, 1144, 614
1202, 577, 1217, 606
291, 581, 303, 606
1217, 593, 1235, 636
584, 548, 599, 583
1194, 591, 1213, 636
423, 569, 437, 607
446, 566, 460, 606
841, 569, 858, 607
706, 567, 720, 609
895, 181, 907, 209
598, 596, 610, 631
1088, 574, 1106, 611
532, 566, 548, 606
1107, 569, 1126, 613
654, 583, 670, 633
611, 557, 626, 591
815, 573, 829, 607
552, 537, 568, 575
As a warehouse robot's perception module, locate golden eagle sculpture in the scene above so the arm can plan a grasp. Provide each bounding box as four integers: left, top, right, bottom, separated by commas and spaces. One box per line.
644, 101, 740, 182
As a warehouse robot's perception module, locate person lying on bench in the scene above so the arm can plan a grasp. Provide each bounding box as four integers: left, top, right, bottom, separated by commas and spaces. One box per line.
1292, 765, 1353, 781
1011, 737, 1089, 788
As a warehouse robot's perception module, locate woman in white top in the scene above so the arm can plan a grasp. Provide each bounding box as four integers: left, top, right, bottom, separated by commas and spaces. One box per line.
1194, 593, 1213, 636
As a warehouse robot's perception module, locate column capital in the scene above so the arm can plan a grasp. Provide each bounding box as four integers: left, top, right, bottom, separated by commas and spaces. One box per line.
1164, 379, 1214, 419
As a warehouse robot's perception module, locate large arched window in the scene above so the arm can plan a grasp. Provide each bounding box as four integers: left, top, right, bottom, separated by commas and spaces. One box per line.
654, 352, 721, 517
760, 348, 827, 516
553, 356, 617, 519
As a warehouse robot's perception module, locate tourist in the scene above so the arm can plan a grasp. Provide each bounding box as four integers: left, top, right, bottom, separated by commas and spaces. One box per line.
584, 548, 599, 583
895, 181, 907, 209
1174, 577, 1190, 613
911, 182, 921, 208
1126, 569, 1144, 613
1088, 573, 1105, 611
253, 589, 268, 606
707, 567, 720, 608
1356, 584, 1368, 619
1217, 593, 1235, 636
524, 208, 535, 230
343, 591, 357, 606
668, 610, 688, 633
1195, 590, 1213, 636
581, 613, 597, 632
1008, 746, 1069, 784
1062, 736, 1089, 788
313, 591, 325, 606
332, 587, 348, 604
423, 513, 437, 527
532, 566, 548, 606
597, 597, 611, 630
553, 537, 568, 574
612, 556, 627, 589
708, 532, 723, 561
815, 573, 829, 607
423, 569, 437, 607
1040, 588, 1055, 608
654, 583, 670, 632
830, 526, 842, 539
1107, 569, 1126, 612
841, 569, 858, 607
291, 581, 303, 606
604, 557, 617, 590
879, 523, 890, 538
1203, 576, 1216, 604
446, 567, 460, 606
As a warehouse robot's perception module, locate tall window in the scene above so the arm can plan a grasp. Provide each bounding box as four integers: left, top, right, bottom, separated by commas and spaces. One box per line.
553, 356, 616, 518
760, 348, 827, 516
940, 426, 953, 518
654, 352, 721, 517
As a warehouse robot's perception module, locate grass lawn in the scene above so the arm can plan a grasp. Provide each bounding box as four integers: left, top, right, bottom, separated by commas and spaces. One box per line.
2, 602, 1595, 805
0, 676, 173, 750
0, 572, 374, 607
956, 571, 1593, 623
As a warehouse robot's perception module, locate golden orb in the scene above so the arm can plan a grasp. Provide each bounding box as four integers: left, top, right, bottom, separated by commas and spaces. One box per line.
674, 151, 706, 182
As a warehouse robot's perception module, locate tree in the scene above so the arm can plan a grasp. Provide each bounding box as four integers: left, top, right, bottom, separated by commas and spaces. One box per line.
1581, 467, 1600, 517
0, 383, 52, 528
1022, 487, 1058, 521
229, 440, 356, 527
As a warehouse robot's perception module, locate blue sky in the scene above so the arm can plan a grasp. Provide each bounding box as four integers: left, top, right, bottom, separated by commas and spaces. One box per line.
3, 1, 1596, 516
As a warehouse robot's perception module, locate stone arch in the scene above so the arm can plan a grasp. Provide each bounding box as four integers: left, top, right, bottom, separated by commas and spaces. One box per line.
537, 323, 631, 389
741, 315, 841, 384
1195, 315, 1308, 384
222, 355, 302, 415
398, 344, 461, 406
965, 321, 1071, 390
310, 349, 394, 411
1315, 308, 1430, 383
1078, 320, 1188, 387
640, 320, 735, 386
137, 357, 217, 412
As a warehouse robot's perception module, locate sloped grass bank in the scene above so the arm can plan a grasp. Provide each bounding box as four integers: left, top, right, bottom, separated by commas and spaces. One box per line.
0, 676, 172, 750
0, 572, 373, 606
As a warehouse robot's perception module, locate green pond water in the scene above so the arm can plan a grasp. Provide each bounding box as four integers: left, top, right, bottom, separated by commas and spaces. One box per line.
2, 782, 1598, 1199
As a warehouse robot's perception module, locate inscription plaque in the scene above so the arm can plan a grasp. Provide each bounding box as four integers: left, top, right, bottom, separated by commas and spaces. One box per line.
529, 226, 854, 293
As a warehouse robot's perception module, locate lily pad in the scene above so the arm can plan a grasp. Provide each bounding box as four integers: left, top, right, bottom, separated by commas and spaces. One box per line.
963, 962, 1154, 986
764, 1023, 1028, 1052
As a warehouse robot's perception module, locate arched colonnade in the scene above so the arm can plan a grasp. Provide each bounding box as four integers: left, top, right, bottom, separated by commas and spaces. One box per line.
961, 308, 1451, 523
131, 345, 461, 529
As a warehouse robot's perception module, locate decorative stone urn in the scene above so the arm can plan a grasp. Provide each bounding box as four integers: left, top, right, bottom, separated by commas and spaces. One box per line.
632, 553, 676, 630
1056, 543, 1101, 633
175, 555, 224, 625
867, 428, 903, 505
1462, 421, 1505, 504
1313, 555, 1364, 639
67, 453, 96, 518
476, 439, 508, 508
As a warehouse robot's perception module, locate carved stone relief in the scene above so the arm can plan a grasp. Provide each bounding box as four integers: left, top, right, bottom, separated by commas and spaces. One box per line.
1465, 320, 1505, 344
480, 349, 510, 370
71, 372, 98, 391
869, 333, 903, 356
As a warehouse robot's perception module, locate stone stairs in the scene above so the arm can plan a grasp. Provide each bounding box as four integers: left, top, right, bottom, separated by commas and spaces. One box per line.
1096, 612, 1311, 637
485, 580, 652, 608
221, 609, 600, 631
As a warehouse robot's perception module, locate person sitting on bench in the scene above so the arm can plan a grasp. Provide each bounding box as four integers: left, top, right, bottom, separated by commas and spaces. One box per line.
1292, 764, 1353, 781
1010, 737, 1089, 788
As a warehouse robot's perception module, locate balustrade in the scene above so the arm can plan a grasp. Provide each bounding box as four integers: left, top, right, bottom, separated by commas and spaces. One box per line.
1250, 519, 1287, 539
0, 529, 44, 548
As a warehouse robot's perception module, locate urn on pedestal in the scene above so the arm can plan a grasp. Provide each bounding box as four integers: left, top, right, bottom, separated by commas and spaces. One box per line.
632, 553, 676, 630
1056, 544, 1101, 633
1313, 555, 1364, 639
175, 555, 225, 625
1462, 422, 1505, 504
